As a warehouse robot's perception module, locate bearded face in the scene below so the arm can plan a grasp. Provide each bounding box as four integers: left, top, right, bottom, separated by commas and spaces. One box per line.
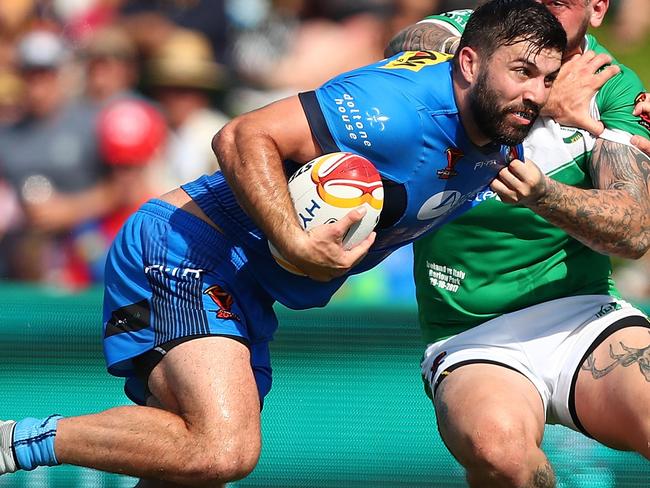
468, 65, 541, 146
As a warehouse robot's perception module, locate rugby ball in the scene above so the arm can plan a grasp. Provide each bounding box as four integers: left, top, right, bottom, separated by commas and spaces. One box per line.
269, 152, 384, 274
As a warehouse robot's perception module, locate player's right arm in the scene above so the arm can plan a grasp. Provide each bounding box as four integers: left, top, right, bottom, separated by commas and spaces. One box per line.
492, 138, 650, 259
212, 96, 373, 281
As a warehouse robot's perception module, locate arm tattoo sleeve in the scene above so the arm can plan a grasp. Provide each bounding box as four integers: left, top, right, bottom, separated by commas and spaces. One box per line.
384, 23, 460, 57
530, 139, 650, 258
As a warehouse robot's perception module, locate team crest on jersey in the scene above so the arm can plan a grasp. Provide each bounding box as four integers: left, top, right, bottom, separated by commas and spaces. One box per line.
635, 92, 650, 131
381, 51, 452, 72
205, 285, 240, 321
560, 129, 585, 145
437, 147, 463, 179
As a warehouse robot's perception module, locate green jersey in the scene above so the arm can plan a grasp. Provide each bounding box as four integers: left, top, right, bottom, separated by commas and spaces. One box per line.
415, 10, 650, 344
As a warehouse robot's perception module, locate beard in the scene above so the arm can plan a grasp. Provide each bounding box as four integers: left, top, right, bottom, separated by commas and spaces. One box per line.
469, 68, 540, 146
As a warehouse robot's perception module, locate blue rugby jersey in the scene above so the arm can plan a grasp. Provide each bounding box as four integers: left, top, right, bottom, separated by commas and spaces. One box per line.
183, 51, 523, 310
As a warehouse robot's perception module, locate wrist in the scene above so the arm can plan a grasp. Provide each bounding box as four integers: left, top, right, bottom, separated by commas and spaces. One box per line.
529, 176, 557, 209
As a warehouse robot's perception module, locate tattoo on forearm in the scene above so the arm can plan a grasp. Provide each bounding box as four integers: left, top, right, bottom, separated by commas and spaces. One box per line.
581, 331, 650, 381
385, 25, 459, 57
527, 462, 556, 488
535, 139, 650, 257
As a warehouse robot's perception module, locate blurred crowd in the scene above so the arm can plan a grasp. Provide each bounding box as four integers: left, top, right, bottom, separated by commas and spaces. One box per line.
0, 0, 648, 300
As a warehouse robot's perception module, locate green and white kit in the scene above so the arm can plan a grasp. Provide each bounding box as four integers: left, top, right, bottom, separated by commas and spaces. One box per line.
414, 10, 650, 345
414, 9, 650, 427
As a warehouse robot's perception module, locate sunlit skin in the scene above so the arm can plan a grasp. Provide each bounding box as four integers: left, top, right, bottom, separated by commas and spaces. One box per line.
455, 40, 563, 147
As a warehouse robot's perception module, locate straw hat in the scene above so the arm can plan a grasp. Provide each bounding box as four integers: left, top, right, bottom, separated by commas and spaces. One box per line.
147, 29, 224, 90
82, 26, 136, 61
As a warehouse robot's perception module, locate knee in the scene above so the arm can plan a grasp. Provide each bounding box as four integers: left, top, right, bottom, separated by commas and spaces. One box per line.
462, 415, 540, 487
182, 436, 260, 485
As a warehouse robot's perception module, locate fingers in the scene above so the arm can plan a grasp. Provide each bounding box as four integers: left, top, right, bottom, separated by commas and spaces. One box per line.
490, 159, 545, 205
633, 92, 649, 116
344, 231, 376, 267
579, 51, 613, 74
593, 64, 620, 89
562, 51, 618, 87
335, 207, 367, 237
631, 135, 650, 156
489, 178, 514, 204
298, 206, 375, 281
582, 118, 606, 137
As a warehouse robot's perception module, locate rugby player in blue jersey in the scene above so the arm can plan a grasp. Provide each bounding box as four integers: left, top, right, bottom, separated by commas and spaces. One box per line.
0, 1, 566, 486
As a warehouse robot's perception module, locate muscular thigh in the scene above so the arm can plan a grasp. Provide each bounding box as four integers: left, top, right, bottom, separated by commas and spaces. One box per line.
434, 364, 545, 462
148, 336, 261, 441
575, 324, 650, 453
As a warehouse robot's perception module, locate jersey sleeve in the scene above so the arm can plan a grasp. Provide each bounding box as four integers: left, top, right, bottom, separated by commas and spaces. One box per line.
299, 69, 426, 177
596, 65, 650, 138
587, 35, 650, 138
419, 9, 473, 36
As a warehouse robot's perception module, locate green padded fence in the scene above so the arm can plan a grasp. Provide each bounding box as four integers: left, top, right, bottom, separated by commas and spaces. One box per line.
0, 282, 648, 487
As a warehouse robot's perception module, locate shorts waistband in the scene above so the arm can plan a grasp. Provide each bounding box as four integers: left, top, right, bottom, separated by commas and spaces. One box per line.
138, 199, 245, 268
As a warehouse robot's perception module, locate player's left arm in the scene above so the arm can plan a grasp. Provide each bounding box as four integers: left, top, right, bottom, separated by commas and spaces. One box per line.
492, 141, 650, 259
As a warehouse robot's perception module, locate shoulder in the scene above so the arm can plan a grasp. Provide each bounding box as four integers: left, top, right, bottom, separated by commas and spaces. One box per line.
320, 52, 454, 108
420, 9, 474, 35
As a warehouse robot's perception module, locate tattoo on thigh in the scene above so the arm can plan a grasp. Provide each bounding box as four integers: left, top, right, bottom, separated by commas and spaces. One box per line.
581, 331, 650, 381
527, 462, 556, 488
433, 380, 450, 429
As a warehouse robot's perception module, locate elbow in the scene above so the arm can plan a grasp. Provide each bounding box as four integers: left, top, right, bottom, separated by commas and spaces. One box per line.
211, 120, 238, 172
616, 233, 650, 260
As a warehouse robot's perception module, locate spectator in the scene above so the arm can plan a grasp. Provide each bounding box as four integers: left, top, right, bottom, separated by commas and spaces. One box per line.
146, 29, 229, 186
65, 98, 167, 287
0, 71, 24, 126
0, 29, 109, 283
227, 0, 392, 113
80, 24, 139, 106
119, 0, 230, 62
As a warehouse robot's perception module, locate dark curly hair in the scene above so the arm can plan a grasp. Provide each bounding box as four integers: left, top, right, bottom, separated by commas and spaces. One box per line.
454, 0, 567, 68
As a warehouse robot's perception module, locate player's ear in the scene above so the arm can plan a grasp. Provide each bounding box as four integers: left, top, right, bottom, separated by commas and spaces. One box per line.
589, 0, 608, 28
456, 46, 480, 84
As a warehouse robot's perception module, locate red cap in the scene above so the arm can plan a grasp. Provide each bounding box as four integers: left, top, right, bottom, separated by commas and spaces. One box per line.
98, 99, 167, 166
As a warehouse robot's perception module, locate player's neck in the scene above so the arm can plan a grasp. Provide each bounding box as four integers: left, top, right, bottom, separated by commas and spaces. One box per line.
563, 36, 588, 60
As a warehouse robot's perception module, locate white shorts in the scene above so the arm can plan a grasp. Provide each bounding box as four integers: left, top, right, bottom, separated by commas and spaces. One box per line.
420, 295, 649, 433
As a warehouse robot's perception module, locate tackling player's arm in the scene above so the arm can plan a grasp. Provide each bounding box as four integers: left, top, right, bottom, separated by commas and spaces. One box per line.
540, 50, 620, 135
212, 96, 374, 281
385, 22, 460, 57
492, 140, 650, 259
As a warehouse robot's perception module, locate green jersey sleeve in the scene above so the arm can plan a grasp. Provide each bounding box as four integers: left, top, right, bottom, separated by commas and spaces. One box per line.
586, 34, 650, 138
420, 9, 473, 36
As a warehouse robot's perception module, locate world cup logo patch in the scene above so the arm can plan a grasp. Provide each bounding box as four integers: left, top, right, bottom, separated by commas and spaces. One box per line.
205, 285, 240, 321
437, 147, 463, 179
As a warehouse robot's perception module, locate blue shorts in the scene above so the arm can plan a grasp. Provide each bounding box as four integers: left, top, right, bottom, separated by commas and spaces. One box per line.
103, 199, 277, 405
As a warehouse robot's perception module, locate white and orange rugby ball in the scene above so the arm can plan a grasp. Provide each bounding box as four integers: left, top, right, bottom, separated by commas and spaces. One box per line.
269, 152, 384, 274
